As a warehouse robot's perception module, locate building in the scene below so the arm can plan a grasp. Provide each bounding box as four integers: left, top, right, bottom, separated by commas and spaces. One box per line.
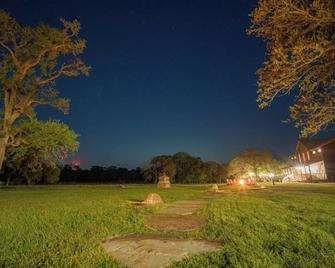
287, 137, 335, 181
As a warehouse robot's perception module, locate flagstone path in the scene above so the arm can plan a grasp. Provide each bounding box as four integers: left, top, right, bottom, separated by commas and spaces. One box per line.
102, 194, 222, 268
102, 234, 221, 268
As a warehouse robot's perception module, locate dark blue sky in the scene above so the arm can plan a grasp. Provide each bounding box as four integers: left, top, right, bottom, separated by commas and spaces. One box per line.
3, 0, 304, 168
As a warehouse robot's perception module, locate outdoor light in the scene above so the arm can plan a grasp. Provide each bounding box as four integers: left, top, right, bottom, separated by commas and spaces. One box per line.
312, 150, 316, 154
294, 166, 304, 171
318, 148, 322, 153
239, 179, 245, 185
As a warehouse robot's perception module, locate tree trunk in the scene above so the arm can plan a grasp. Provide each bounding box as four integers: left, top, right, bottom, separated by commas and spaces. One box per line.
6, 175, 11, 186
0, 88, 16, 171
0, 137, 8, 171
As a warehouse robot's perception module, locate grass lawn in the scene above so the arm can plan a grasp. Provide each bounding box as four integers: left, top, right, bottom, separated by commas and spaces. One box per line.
0, 183, 334, 267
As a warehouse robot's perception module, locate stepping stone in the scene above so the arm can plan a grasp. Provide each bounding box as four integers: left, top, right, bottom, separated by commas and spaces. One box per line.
102, 234, 221, 268
146, 214, 207, 232
158, 199, 207, 215
158, 206, 200, 215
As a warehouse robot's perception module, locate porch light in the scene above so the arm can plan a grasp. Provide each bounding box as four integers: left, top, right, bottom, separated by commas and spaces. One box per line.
294, 166, 304, 171
239, 179, 245, 185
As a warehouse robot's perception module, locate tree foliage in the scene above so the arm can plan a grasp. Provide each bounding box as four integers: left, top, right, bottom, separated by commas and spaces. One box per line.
143, 155, 176, 182
143, 152, 227, 184
59, 165, 144, 184
0, 10, 89, 168
227, 148, 281, 180
172, 152, 204, 183
248, 0, 335, 136
203, 161, 227, 183
4, 119, 79, 185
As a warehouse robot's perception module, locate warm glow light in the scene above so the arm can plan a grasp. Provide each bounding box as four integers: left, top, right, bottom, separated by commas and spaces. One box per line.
317, 148, 322, 153
248, 172, 255, 177
294, 166, 304, 171
239, 179, 245, 185
312, 150, 316, 154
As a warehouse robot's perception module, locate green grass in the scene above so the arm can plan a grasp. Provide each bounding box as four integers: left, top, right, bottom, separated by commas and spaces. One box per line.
1, 184, 335, 267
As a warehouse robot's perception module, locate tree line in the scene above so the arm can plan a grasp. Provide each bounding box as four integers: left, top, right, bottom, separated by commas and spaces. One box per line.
1, 148, 284, 185
59, 165, 144, 184
143, 152, 227, 184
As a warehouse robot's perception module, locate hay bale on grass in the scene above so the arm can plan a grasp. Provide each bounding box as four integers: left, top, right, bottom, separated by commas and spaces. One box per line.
141, 193, 163, 205
209, 184, 219, 192
157, 174, 171, 189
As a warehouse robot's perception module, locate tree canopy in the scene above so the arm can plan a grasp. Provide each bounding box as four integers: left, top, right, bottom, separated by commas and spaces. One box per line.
227, 148, 282, 181
248, 0, 335, 136
4, 119, 79, 185
143, 155, 176, 182
0, 10, 89, 168
143, 152, 227, 184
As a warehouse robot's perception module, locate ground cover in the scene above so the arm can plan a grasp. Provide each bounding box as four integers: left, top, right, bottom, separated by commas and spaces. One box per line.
0, 183, 334, 267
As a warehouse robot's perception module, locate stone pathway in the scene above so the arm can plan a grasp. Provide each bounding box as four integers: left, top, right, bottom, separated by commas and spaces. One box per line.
146, 198, 208, 232
157, 199, 208, 216
102, 234, 221, 268
102, 195, 222, 267
146, 214, 207, 232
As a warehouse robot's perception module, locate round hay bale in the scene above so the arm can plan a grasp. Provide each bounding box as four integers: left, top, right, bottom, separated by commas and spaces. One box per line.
141, 193, 163, 205
157, 174, 171, 189
209, 184, 219, 192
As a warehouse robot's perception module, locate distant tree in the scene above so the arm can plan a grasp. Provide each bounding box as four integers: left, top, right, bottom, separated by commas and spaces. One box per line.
44, 165, 61, 184
203, 161, 227, 183
0, 10, 90, 169
90, 166, 106, 182
143, 155, 176, 183
142, 152, 227, 184
172, 152, 204, 183
4, 119, 79, 185
59, 164, 74, 182
228, 148, 277, 180
248, 0, 335, 136
58, 165, 145, 184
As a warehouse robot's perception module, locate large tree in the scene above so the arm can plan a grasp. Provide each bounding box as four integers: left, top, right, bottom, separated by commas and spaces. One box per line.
248, 0, 335, 136
227, 148, 278, 180
172, 152, 204, 183
203, 161, 227, 183
4, 119, 79, 185
143, 155, 176, 183
0, 10, 89, 169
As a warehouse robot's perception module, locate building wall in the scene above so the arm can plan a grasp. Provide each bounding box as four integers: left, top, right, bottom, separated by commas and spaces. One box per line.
294, 141, 328, 181
323, 142, 335, 181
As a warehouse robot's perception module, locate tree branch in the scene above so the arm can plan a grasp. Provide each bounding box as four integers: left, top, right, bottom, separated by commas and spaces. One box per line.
0, 41, 19, 67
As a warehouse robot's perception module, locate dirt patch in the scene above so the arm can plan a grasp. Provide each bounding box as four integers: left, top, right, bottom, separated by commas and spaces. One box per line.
146, 214, 207, 232
102, 234, 221, 268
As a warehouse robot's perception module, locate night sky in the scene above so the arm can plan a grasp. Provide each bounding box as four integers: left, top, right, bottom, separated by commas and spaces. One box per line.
2, 0, 306, 168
